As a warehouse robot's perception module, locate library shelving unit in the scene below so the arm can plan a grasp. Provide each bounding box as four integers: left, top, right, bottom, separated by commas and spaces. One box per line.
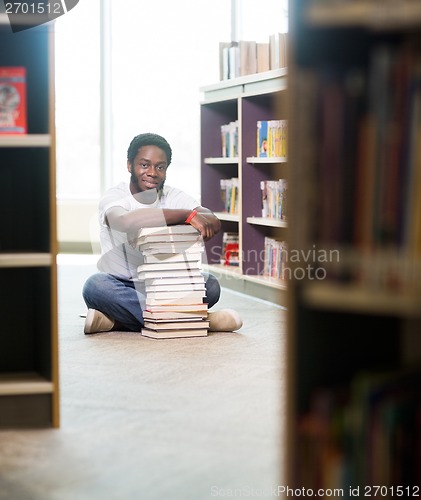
0, 17, 59, 427
200, 69, 288, 305
287, 0, 421, 491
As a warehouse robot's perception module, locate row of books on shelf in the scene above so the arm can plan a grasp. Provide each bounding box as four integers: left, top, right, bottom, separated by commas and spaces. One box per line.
263, 237, 288, 280
220, 177, 239, 215
220, 232, 239, 267
221, 120, 238, 158
219, 33, 288, 81
300, 41, 421, 258
314, 245, 421, 294
0, 67, 27, 134
257, 119, 288, 158
261, 179, 288, 220
295, 366, 421, 490
135, 225, 209, 339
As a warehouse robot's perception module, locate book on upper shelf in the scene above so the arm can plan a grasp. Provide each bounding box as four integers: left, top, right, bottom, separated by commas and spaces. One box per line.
257, 42, 270, 73
239, 40, 257, 77
269, 33, 288, 70
0, 67, 27, 134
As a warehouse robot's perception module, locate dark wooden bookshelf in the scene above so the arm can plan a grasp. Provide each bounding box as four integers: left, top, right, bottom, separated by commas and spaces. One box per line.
287, 0, 421, 489
0, 18, 59, 428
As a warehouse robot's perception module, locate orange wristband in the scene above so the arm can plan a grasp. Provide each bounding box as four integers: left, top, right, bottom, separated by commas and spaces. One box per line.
185, 209, 198, 224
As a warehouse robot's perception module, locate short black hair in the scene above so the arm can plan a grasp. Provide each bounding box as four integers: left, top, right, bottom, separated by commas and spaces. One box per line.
127, 133, 172, 166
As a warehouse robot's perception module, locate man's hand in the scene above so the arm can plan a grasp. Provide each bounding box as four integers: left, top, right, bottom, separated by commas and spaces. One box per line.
189, 208, 221, 241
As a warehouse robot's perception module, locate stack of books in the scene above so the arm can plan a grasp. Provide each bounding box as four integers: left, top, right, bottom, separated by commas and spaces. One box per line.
136, 225, 209, 339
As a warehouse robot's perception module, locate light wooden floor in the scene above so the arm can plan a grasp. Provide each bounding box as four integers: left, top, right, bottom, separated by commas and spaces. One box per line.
0, 255, 287, 500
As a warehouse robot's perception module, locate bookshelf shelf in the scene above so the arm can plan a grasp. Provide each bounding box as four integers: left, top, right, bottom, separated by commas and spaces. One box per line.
302, 282, 421, 317
200, 71, 288, 306
243, 273, 287, 291
0, 253, 52, 267
203, 263, 243, 279
0, 373, 54, 396
0, 134, 51, 147
246, 156, 287, 164
214, 211, 240, 223
305, 1, 421, 29
287, 0, 421, 488
0, 23, 58, 428
246, 217, 287, 228
204, 157, 239, 164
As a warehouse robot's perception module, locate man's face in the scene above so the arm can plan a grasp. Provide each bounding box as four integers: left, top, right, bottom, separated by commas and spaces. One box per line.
128, 145, 168, 193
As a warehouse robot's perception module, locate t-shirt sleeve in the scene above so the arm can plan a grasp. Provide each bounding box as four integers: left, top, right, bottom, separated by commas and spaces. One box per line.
99, 186, 130, 226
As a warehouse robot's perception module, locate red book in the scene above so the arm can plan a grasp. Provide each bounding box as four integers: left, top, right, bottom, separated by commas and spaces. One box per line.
0, 67, 27, 134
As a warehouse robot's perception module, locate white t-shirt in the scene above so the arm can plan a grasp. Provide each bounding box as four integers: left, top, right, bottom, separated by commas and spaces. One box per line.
97, 182, 199, 278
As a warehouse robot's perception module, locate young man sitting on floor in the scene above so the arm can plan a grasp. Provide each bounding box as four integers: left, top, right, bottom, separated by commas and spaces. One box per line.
82, 132, 243, 334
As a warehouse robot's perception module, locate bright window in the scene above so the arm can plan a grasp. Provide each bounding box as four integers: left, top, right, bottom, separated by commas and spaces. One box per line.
55, 1, 288, 202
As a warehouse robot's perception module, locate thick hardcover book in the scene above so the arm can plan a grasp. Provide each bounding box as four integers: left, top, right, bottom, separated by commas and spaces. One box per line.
0, 67, 27, 134
137, 261, 201, 272
140, 242, 203, 254
145, 303, 208, 313
144, 275, 205, 286
138, 225, 200, 237
142, 251, 203, 264
145, 290, 206, 300
145, 283, 206, 292
143, 310, 208, 320
144, 320, 210, 331
138, 269, 203, 280
141, 328, 208, 339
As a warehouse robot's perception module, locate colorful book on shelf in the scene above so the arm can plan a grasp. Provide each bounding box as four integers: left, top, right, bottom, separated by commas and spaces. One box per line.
257, 120, 269, 157
0, 67, 27, 134
221, 121, 238, 158
220, 232, 240, 266
260, 179, 288, 220
220, 177, 239, 214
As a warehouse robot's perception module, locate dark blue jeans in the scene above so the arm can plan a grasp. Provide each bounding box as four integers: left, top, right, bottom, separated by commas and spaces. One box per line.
82, 272, 221, 331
